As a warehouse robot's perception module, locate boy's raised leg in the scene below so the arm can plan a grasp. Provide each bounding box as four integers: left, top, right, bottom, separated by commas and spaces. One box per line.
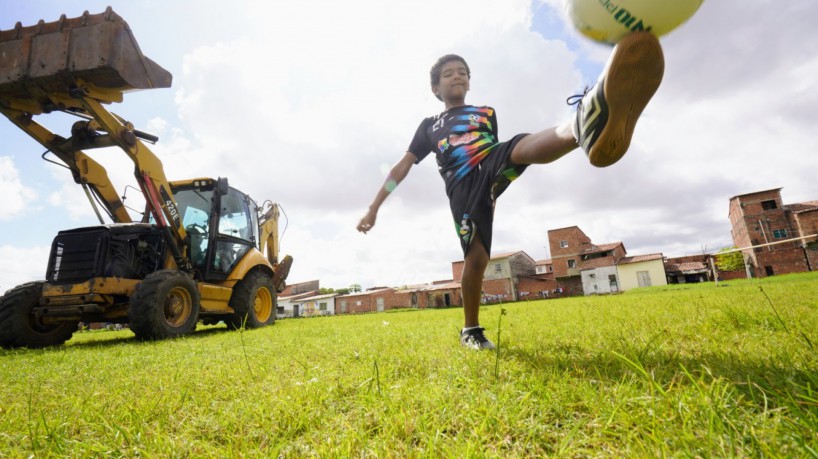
574, 31, 664, 167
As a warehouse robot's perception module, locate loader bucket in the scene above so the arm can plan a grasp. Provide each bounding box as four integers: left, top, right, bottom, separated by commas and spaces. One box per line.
0, 7, 171, 110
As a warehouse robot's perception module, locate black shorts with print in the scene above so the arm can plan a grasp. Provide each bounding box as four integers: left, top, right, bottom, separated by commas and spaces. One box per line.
448, 133, 529, 256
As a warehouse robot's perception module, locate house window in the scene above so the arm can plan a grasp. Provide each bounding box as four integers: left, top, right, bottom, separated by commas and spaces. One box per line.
560, 240, 569, 248
761, 200, 778, 210
589, 273, 596, 278
319, 302, 327, 311
547, 265, 553, 272
772, 229, 787, 239
567, 259, 577, 269
765, 266, 775, 276
494, 264, 502, 274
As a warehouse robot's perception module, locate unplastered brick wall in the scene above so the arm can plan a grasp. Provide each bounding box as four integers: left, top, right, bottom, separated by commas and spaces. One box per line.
756, 248, 811, 276
517, 275, 559, 300
482, 278, 513, 302
548, 226, 592, 278
372, 289, 412, 310
338, 293, 373, 314
451, 261, 465, 282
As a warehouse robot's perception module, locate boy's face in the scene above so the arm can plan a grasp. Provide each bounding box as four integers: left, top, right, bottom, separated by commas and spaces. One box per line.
433, 60, 470, 104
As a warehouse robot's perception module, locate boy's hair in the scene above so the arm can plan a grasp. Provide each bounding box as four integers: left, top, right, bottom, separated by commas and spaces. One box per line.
430, 54, 470, 101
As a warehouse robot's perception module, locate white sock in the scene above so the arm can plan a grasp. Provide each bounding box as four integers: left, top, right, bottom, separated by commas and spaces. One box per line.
461, 325, 482, 333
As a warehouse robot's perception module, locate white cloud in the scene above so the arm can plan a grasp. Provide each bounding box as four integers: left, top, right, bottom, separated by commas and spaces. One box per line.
2, 0, 817, 291
0, 245, 50, 293
0, 156, 38, 221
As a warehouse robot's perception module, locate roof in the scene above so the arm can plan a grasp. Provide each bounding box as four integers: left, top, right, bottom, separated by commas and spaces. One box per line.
617, 253, 664, 265
547, 225, 583, 233
785, 201, 818, 214
278, 291, 319, 301
535, 259, 552, 265
665, 261, 709, 273
729, 187, 782, 201
581, 242, 624, 255
337, 287, 394, 298
401, 282, 462, 292
489, 250, 532, 261
294, 293, 339, 302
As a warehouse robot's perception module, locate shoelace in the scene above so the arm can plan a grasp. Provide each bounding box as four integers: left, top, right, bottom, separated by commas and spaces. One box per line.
566, 86, 590, 106
469, 328, 489, 343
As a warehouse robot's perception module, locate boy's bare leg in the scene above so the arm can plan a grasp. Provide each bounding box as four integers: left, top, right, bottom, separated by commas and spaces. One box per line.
461, 234, 489, 327
512, 31, 663, 168
510, 121, 578, 166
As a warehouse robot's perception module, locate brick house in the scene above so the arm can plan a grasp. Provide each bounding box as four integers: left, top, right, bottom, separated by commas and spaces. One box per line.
535, 259, 553, 275
402, 281, 462, 308
664, 255, 714, 284
451, 251, 538, 303
336, 287, 403, 314
548, 226, 627, 296
728, 188, 818, 277
663, 254, 746, 284
518, 259, 560, 300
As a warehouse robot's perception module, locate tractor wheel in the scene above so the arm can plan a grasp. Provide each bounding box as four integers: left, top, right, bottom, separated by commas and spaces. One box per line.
0, 282, 77, 349
128, 270, 200, 340
226, 271, 276, 330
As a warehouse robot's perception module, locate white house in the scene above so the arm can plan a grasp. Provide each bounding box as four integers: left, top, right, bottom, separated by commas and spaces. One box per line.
580, 266, 620, 295
277, 291, 316, 318
616, 254, 667, 291
292, 293, 338, 317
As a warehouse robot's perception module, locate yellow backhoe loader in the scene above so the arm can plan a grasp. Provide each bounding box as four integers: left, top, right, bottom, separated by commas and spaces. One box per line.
0, 7, 292, 348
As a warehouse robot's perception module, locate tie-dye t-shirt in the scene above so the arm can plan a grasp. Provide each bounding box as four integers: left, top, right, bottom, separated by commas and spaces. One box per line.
407, 105, 499, 194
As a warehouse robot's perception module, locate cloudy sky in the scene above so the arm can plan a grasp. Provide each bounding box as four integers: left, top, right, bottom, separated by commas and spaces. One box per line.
1, 0, 816, 292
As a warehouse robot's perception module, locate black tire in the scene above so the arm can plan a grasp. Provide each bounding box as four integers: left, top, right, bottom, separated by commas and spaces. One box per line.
0, 282, 77, 349
128, 270, 200, 340
226, 271, 276, 330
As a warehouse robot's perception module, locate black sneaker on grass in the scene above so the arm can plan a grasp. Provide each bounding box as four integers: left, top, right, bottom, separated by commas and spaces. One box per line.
460, 327, 496, 350
570, 31, 664, 167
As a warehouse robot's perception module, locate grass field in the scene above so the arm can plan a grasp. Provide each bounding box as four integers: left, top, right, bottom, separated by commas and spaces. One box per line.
1, 272, 817, 458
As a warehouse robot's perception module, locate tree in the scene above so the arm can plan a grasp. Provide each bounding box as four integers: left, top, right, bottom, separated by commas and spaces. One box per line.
349, 284, 362, 293
319, 287, 351, 295
715, 247, 745, 272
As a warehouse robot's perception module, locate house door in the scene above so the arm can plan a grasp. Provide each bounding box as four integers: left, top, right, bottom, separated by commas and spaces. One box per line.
376, 298, 385, 312
293, 305, 300, 317
340, 300, 347, 314
637, 271, 652, 287
609, 275, 619, 292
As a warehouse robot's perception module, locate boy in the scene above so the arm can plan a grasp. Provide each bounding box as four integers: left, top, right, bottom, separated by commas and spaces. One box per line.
357, 32, 664, 349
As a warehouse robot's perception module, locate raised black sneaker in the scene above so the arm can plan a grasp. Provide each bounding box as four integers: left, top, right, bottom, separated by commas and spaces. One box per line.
460, 327, 496, 350
570, 31, 664, 167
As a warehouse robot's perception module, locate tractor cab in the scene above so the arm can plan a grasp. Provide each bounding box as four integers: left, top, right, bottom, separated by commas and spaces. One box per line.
169, 178, 261, 283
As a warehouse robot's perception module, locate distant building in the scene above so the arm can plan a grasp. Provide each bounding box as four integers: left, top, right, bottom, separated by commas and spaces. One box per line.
452, 251, 544, 302
277, 291, 318, 318
293, 293, 338, 317
728, 188, 818, 277
664, 255, 713, 284
616, 253, 667, 290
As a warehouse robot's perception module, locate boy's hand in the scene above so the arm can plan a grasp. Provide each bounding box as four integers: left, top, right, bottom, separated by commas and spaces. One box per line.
357, 210, 377, 234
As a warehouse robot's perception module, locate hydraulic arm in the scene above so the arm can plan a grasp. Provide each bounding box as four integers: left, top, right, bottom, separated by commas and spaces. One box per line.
0, 7, 191, 269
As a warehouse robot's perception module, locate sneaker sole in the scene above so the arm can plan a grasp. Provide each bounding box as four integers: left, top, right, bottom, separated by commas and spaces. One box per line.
588, 31, 664, 167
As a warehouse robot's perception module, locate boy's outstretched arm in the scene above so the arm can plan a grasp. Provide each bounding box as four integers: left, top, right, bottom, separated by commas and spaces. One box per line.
357, 152, 417, 234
